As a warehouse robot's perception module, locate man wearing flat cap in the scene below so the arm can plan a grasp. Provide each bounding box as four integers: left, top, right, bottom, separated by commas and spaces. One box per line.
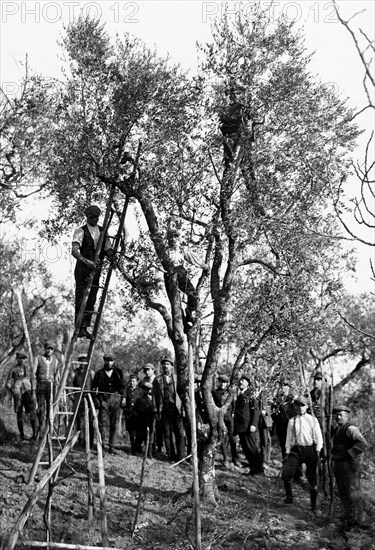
92, 354, 125, 453
5, 351, 37, 441
133, 380, 155, 457
212, 374, 240, 468
142, 363, 163, 455
282, 395, 323, 513
234, 375, 263, 475
331, 405, 367, 528
159, 355, 186, 462
72, 205, 114, 340
33, 342, 61, 438
124, 374, 142, 454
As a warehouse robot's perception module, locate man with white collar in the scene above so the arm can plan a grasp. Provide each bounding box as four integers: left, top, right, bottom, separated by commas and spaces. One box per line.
72, 204, 114, 340
159, 355, 186, 462
92, 353, 125, 453
33, 341, 60, 438
282, 395, 323, 513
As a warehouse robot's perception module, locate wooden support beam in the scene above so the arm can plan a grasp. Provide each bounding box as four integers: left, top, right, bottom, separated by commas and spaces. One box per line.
5, 432, 80, 550
16, 542, 124, 550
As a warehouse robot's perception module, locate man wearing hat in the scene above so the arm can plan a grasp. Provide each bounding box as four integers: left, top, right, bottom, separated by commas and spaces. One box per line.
159, 355, 186, 462
72, 355, 95, 449
331, 405, 367, 528
212, 374, 240, 468
142, 363, 163, 454
124, 374, 142, 454
32, 342, 61, 438
5, 351, 37, 441
234, 375, 263, 475
282, 395, 323, 513
133, 380, 155, 457
72, 204, 114, 340
91, 354, 125, 453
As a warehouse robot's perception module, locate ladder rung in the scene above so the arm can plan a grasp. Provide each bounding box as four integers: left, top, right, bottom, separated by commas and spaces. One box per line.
84, 310, 99, 315
52, 436, 67, 440
56, 411, 74, 415
91, 285, 105, 289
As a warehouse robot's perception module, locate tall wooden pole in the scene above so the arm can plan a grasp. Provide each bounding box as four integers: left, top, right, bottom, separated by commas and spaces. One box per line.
188, 341, 201, 550
14, 288, 34, 374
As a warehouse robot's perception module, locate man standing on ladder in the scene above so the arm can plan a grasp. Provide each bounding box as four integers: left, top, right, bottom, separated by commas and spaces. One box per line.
71, 205, 114, 340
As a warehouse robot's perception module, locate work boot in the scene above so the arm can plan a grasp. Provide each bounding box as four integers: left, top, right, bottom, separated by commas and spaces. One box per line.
78, 327, 95, 341
284, 481, 293, 504
310, 489, 318, 513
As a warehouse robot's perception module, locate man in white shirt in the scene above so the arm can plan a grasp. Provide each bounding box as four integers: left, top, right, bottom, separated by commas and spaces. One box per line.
281, 395, 323, 513
72, 205, 113, 340
166, 228, 209, 328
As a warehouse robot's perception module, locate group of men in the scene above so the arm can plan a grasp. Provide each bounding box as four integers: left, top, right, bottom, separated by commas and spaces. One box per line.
4, 342, 62, 442
4, 350, 368, 529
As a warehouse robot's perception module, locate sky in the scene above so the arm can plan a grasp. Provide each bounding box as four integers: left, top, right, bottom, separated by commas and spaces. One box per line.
0, 0, 374, 295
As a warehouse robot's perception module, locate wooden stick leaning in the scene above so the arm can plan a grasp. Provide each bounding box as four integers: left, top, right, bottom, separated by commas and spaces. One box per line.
132, 427, 150, 537
87, 395, 108, 548
188, 339, 201, 550
4, 432, 80, 550
84, 399, 95, 522
16, 542, 124, 550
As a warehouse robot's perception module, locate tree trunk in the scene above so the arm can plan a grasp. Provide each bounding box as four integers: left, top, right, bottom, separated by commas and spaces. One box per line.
199, 428, 219, 505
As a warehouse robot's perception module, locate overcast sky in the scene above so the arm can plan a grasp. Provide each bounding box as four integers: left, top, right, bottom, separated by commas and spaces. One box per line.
1, 1, 374, 294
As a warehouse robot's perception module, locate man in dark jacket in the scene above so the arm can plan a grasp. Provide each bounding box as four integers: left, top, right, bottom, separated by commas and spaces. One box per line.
91, 353, 125, 453
133, 381, 155, 458
234, 375, 263, 476
331, 405, 367, 528
71, 204, 114, 340
212, 374, 240, 468
5, 351, 37, 441
124, 374, 142, 454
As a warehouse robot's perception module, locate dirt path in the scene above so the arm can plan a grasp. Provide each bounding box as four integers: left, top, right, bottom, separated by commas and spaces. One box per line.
1, 404, 374, 550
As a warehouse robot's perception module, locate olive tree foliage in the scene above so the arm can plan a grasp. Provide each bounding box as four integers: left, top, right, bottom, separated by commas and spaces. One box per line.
0, 63, 56, 223
27, 10, 360, 501
332, 1, 374, 252
0, 238, 72, 376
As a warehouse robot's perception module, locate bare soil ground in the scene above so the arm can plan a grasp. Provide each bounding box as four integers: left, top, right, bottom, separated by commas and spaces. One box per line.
1, 403, 374, 550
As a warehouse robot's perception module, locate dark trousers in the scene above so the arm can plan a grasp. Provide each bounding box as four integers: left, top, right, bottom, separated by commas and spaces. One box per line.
134, 422, 153, 456
36, 381, 53, 434
15, 392, 37, 438
162, 404, 186, 461
98, 393, 121, 448
125, 415, 137, 453
238, 430, 263, 474
259, 427, 271, 465
75, 266, 100, 328
76, 397, 95, 449
333, 458, 364, 525
220, 415, 238, 463
282, 445, 319, 489
174, 266, 197, 313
